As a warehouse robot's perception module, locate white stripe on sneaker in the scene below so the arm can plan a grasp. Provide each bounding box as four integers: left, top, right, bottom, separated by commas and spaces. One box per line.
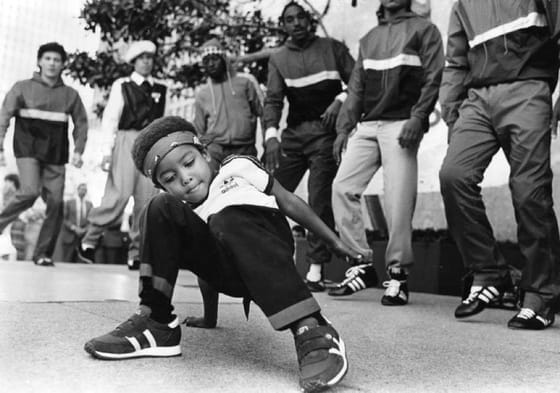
143, 329, 157, 348
355, 277, 366, 289
168, 316, 179, 328
125, 336, 141, 352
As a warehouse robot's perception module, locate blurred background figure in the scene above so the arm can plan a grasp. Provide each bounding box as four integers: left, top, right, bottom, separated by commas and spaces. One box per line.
53, 183, 92, 262
0, 173, 21, 260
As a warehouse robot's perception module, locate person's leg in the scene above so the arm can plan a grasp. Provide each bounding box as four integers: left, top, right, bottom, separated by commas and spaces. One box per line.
0, 158, 41, 233
492, 80, 560, 329
81, 132, 136, 260
376, 120, 417, 305
439, 87, 508, 318
328, 122, 381, 297
33, 163, 65, 262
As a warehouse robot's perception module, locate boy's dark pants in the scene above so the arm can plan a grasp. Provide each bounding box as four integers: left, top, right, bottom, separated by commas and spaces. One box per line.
439, 80, 560, 312
274, 120, 337, 266
138, 193, 320, 330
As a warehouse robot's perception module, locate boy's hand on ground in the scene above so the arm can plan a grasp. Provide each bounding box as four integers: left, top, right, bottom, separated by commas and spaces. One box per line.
333, 134, 348, 165
320, 99, 342, 131
182, 316, 217, 329
398, 117, 424, 148
263, 138, 281, 173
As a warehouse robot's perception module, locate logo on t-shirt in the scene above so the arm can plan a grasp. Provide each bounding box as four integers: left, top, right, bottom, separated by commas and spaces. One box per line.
220, 176, 239, 194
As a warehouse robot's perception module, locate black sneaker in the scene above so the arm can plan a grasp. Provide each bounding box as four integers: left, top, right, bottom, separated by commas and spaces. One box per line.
305, 280, 325, 292
84, 308, 182, 360
34, 257, 54, 267
455, 285, 503, 318
381, 268, 408, 306
127, 259, 140, 270
328, 263, 378, 296
77, 245, 95, 264
507, 308, 554, 330
295, 323, 348, 393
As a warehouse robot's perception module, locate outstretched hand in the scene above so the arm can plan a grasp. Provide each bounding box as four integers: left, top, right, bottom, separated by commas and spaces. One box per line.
329, 239, 364, 264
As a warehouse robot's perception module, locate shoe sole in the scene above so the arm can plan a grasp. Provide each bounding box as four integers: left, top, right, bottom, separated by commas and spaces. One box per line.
300, 338, 348, 393
84, 342, 181, 360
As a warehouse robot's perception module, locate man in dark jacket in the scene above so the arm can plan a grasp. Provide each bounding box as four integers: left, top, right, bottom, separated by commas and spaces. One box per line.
263, 1, 355, 291
439, 0, 560, 329
78, 41, 165, 269
329, 0, 443, 305
0, 42, 88, 266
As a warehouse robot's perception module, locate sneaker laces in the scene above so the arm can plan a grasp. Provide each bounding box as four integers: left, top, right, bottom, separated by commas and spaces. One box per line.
462, 289, 480, 304
339, 263, 371, 287
382, 279, 401, 297
516, 308, 536, 320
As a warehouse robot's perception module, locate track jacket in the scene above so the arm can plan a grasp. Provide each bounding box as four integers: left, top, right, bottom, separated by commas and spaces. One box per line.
336, 12, 443, 135
263, 36, 355, 133
440, 0, 559, 128
0, 72, 88, 164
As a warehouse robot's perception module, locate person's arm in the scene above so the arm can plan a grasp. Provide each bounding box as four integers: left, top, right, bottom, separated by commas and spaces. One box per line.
333, 50, 366, 163
193, 93, 208, 136
100, 79, 124, 167
439, 3, 469, 137
70, 91, 88, 167
183, 277, 218, 329
0, 82, 23, 164
262, 57, 285, 172
271, 178, 361, 260
399, 22, 444, 148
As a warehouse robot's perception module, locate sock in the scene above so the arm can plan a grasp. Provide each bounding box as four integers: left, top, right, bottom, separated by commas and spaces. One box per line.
139, 277, 174, 323
306, 263, 322, 282
82, 243, 95, 251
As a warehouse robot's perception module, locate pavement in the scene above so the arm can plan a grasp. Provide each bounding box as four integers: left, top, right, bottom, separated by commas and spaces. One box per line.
2, 261, 560, 393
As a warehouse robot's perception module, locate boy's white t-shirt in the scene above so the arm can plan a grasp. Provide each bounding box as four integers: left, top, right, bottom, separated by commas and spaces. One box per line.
194, 155, 278, 222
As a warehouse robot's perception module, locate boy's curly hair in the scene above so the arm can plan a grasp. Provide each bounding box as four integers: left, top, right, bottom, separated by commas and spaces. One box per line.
132, 116, 197, 174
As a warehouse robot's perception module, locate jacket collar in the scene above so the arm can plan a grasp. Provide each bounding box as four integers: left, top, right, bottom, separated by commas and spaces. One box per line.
130, 71, 154, 86
285, 34, 318, 51
31, 72, 64, 87
377, 11, 417, 25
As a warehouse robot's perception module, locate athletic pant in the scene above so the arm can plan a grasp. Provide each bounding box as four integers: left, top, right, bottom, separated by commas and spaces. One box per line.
439, 80, 560, 312
0, 157, 64, 260
274, 120, 337, 265
138, 193, 320, 330
332, 120, 418, 269
83, 130, 159, 260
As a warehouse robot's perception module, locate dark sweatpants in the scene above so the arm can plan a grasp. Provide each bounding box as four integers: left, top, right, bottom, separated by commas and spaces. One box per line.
439, 80, 560, 312
274, 120, 337, 265
138, 193, 320, 330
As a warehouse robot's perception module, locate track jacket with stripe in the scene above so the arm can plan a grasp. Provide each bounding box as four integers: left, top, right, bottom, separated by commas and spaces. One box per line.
336, 12, 444, 136
0, 72, 88, 164
440, 0, 559, 128
263, 36, 355, 133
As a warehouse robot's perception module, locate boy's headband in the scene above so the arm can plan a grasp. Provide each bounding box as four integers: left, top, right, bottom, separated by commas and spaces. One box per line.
143, 131, 203, 183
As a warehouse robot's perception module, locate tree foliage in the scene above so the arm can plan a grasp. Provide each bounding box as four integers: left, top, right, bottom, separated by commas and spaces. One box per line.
66, 0, 285, 94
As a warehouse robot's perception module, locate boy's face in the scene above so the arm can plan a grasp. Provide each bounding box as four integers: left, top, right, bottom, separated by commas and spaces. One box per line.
156, 145, 213, 204
202, 54, 226, 80
37, 51, 64, 79
133, 53, 154, 77
283, 5, 311, 42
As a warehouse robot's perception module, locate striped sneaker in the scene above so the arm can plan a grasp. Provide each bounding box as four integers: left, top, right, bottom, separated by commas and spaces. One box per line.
381, 268, 408, 306
328, 263, 378, 296
84, 308, 181, 360
507, 308, 554, 330
455, 285, 503, 318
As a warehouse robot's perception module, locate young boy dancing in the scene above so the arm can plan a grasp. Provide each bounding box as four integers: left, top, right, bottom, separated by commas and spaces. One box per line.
84, 116, 360, 393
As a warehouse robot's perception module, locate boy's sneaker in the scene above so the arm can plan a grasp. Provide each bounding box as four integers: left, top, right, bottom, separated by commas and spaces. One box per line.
328, 263, 378, 296
381, 268, 408, 306
294, 323, 348, 393
455, 285, 503, 318
34, 257, 54, 267
84, 307, 182, 360
305, 280, 325, 292
77, 245, 95, 264
507, 308, 554, 330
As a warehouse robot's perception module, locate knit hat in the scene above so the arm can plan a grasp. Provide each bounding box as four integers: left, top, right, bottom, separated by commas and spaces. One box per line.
200, 38, 226, 61
125, 40, 156, 63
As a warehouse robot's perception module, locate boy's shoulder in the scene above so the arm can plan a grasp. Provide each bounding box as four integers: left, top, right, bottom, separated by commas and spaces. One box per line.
220, 154, 267, 175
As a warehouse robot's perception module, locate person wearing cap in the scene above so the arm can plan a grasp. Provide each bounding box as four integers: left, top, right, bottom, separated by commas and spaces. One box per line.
77, 40, 166, 268
194, 38, 263, 171
84, 116, 360, 393
0, 42, 88, 266
263, 1, 355, 292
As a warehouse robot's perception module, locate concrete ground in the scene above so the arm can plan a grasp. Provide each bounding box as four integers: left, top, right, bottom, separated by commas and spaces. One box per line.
1, 261, 560, 393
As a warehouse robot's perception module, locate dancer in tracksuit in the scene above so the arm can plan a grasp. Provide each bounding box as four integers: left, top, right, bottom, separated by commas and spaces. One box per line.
439, 0, 560, 329
329, 0, 443, 305
0, 42, 88, 266
263, 1, 355, 291
78, 41, 165, 269
84, 116, 358, 393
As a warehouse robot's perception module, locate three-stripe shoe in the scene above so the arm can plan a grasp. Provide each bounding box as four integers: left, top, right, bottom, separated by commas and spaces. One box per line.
295, 323, 348, 393
84, 307, 181, 360
328, 263, 378, 296
507, 308, 555, 330
455, 285, 503, 318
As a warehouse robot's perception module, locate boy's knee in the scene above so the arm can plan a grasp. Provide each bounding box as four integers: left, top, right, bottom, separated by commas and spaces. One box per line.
147, 193, 182, 217
439, 163, 469, 193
